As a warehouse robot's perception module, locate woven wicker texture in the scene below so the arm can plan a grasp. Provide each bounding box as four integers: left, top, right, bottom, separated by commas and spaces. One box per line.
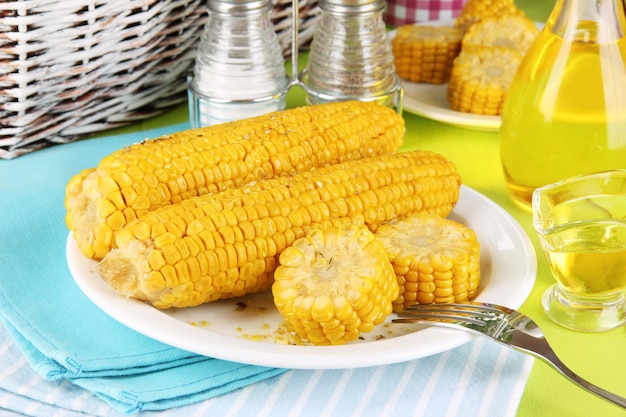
0, 0, 320, 159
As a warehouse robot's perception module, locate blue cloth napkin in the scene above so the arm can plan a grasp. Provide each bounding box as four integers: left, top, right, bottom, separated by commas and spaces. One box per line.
0, 125, 285, 414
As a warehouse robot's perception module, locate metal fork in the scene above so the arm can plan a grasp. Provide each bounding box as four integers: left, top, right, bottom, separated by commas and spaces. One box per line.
393, 302, 626, 410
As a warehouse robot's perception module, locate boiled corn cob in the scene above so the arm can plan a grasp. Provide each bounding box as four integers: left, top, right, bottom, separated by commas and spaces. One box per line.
97, 151, 461, 309
65, 101, 405, 260
374, 213, 480, 313
447, 46, 522, 115
454, 0, 524, 33
272, 222, 399, 345
461, 14, 539, 55
392, 25, 463, 84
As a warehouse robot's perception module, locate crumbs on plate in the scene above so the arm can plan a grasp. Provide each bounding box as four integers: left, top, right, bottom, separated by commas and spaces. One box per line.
184, 297, 415, 345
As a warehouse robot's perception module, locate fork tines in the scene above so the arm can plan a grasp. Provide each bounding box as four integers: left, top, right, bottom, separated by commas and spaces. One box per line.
393, 302, 503, 325
402, 302, 502, 315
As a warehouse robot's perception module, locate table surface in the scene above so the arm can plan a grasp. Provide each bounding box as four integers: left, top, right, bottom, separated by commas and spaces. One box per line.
16, 1, 626, 415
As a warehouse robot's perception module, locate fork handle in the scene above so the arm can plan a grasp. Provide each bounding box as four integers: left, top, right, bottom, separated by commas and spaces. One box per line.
512, 334, 626, 409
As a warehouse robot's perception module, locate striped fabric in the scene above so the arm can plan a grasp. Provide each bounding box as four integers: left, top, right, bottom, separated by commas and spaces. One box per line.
0, 322, 533, 417
384, 0, 467, 26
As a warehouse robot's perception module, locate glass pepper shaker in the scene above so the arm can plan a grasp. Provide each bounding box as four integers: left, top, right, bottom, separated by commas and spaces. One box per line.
299, 0, 402, 111
187, 0, 291, 127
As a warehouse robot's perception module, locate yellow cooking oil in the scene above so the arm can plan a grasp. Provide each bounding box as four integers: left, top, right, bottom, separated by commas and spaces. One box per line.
539, 196, 626, 296
500, 21, 626, 209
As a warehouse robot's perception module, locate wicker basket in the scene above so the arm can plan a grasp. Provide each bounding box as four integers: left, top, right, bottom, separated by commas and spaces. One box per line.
0, 0, 320, 159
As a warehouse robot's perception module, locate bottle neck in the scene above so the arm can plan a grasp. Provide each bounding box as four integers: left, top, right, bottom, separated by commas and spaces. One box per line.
547, 0, 626, 43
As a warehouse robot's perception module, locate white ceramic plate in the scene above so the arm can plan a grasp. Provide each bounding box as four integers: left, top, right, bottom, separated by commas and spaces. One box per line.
392, 19, 501, 131
401, 81, 501, 131
67, 186, 536, 370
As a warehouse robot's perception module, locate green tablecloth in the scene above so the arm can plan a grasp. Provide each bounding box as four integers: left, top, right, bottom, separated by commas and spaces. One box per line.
88, 1, 625, 415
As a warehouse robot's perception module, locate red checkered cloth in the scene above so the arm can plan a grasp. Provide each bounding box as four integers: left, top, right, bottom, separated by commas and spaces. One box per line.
384, 0, 466, 26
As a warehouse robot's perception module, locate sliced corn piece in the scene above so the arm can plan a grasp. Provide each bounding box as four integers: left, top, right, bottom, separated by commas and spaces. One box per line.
374, 213, 480, 312
447, 46, 522, 116
462, 14, 539, 54
455, 0, 524, 33
272, 222, 399, 345
392, 25, 463, 84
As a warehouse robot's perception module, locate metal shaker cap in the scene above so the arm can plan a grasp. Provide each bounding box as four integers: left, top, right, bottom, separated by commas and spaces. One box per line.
319, 0, 384, 14
209, 0, 271, 15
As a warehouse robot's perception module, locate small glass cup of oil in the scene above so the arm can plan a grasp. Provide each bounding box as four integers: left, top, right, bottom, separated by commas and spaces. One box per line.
533, 170, 626, 332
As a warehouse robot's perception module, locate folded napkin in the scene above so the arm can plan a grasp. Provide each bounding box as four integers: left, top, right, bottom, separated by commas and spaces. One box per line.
0, 125, 534, 416
0, 124, 285, 414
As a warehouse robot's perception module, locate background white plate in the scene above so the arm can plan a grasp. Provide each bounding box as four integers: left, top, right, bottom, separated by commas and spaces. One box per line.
402, 81, 501, 131
392, 19, 501, 131
67, 186, 537, 370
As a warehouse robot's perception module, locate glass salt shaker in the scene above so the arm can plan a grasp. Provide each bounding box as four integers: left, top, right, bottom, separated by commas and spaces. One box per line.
188, 0, 291, 127
299, 0, 402, 111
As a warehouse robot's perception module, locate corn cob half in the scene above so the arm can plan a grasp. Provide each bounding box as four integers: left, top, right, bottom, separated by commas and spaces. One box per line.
454, 0, 524, 33
447, 46, 522, 116
65, 101, 405, 260
374, 213, 480, 312
97, 151, 461, 309
272, 222, 399, 345
392, 25, 463, 84
461, 14, 539, 55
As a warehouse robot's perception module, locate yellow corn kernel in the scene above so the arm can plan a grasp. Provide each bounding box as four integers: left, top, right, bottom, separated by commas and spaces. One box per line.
392, 25, 463, 84
447, 46, 522, 116
272, 222, 399, 345
461, 14, 539, 55
374, 213, 480, 313
65, 101, 405, 260
454, 0, 524, 33
97, 150, 461, 309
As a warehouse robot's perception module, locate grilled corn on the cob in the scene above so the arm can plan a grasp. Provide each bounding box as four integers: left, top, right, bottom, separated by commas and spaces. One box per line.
374, 213, 480, 312
447, 46, 522, 115
392, 25, 463, 84
272, 222, 399, 345
65, 101, 405, 260
97, 151, 461, 309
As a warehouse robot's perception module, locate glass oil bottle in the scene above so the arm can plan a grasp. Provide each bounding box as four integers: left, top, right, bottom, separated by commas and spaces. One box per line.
500, 0, 626, 209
